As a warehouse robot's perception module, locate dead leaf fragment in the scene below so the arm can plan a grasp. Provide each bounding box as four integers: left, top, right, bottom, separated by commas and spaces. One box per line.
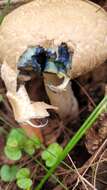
1, 62, 57, 124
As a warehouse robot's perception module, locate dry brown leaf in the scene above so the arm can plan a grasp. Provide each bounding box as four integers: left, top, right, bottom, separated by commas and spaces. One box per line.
1, 63, 57, 124
7, 85, 57, 123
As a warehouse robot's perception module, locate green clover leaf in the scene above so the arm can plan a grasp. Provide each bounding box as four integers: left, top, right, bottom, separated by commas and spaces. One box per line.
4, 128, 41, 161
4, 146, 22, 161
41, 143, 63, 167
23, 135, 41, 155
7, 137, 18, 148
17, 178, 32, 189
0, 165, 18, 182
30, 136, 41, 149
7, 128, 27, 148
23, 139, 35, 156
16, 168, 30, 179
16, 168, 32, 189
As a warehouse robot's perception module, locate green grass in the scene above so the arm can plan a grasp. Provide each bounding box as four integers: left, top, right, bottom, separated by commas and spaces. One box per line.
35, 95, 107, 190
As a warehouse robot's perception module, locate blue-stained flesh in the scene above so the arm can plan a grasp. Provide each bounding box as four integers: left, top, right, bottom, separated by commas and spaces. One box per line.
18, 47, 37, 69
17, 43, 72, 75
45, 43, 71, 74
18, 46, 46, 72
57, 43, 70, 66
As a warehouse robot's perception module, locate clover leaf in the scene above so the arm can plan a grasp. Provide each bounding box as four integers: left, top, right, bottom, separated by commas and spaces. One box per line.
16, 168, 30, 179
4, 146, 22, 161
7, 128, 26, 148
31, 136, 41, 149
16, 168, 32, 189
4, 128, 25, 160
23, 139, 35, 156
23, 135, 41, 156
0, 165, 18, 182
41, 143, 63, 167
17, 178, 32, 189
4, 128, 41, 161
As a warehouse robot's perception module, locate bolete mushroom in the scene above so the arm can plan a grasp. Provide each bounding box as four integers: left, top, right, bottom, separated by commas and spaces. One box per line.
0, 0, 107, 139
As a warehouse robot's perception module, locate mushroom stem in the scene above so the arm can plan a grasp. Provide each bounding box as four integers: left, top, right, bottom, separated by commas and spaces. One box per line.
43, 73, 79, 124
47, 75, 70, 92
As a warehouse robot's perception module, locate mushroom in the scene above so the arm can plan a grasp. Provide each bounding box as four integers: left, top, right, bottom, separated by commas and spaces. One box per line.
0, 0, 107, 139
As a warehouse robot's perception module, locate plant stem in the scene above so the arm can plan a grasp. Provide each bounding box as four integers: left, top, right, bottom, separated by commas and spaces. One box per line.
35, 96, 107, 190
35, 159, 68, 190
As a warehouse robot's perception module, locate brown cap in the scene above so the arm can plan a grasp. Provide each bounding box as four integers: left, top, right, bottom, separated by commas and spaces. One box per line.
0, 0, 107, 78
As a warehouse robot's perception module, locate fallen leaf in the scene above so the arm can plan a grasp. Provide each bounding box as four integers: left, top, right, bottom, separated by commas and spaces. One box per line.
1, 62, 57, 124
7, 85, 57, 123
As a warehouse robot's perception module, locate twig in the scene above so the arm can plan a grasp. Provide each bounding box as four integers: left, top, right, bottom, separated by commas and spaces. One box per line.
82, 138, 107, 177
81, 176, 97, 190
68, 154, 96, 190
68, 154, 92, 190
93, 149, 107, 189
68, 138, 107, 186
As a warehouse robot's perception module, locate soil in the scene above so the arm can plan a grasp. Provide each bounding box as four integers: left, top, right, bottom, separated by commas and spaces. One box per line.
0, 0, 107, 190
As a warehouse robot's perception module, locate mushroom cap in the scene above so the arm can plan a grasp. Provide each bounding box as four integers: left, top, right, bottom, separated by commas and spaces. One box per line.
0, 0, 107, 78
